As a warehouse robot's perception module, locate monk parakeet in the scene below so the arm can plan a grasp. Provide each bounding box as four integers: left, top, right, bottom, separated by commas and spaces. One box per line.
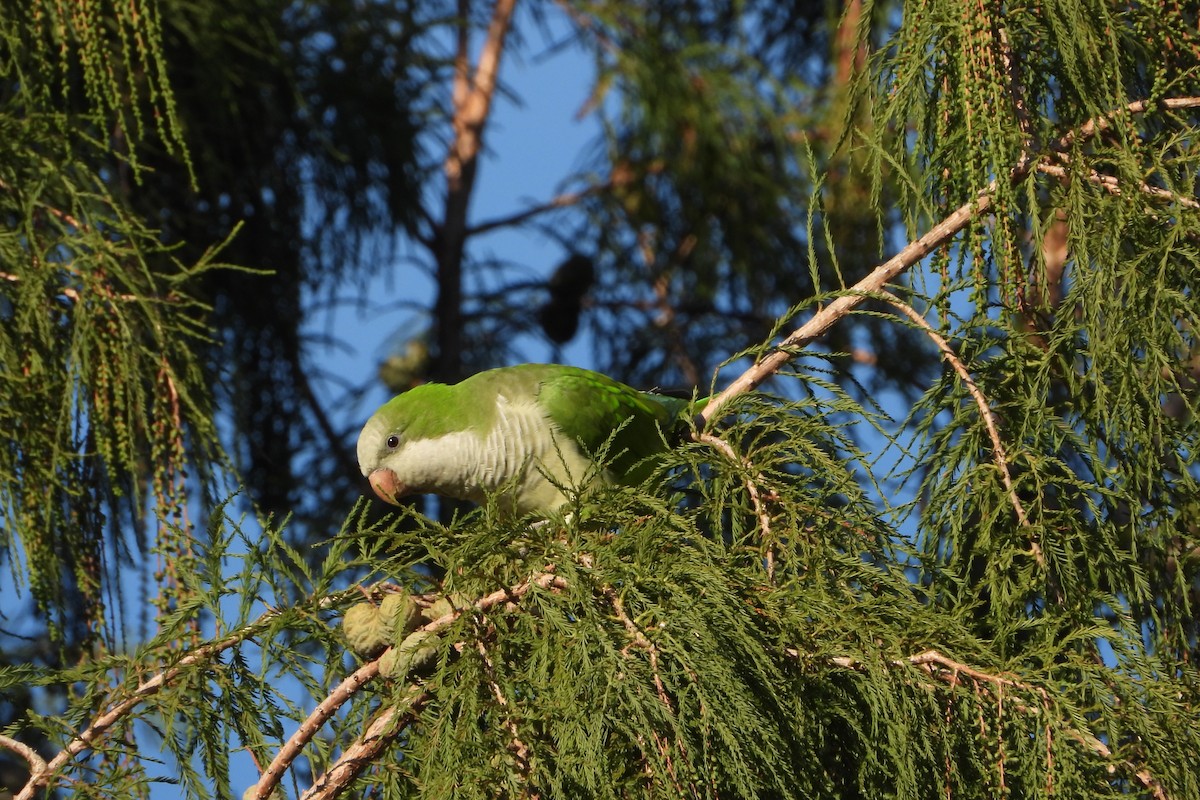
356, 364, 697, 515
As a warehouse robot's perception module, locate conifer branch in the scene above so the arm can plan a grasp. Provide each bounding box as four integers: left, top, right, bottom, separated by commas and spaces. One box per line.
877, 290, 1036, 559
12, 605, 303, 800
694, 431, 777, 577
907, 651, 1171, 800
827, 649, 1172, 800
0, 267, 132, 305
0, 735, 47, 779
699, 185, 997, 423
699, 95, 1200, 424
1037, 159, 1200, 211
251, 660, 383, 800
257, 572, 567, 800
476, 638, 536, 786
0, 176, 85, 231
608, 588, 673, 711
1058, 97, 1200, 150
300, 699, 425, 800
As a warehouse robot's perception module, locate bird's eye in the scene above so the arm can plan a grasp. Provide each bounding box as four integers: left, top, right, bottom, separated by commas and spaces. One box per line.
386, 434, 400, 449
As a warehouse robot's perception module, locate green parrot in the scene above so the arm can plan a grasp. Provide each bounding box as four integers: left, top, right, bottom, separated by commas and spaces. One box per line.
356, 363, 698, 515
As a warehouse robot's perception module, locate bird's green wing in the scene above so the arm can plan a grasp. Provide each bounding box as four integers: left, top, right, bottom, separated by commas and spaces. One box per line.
536, 365, 693, 484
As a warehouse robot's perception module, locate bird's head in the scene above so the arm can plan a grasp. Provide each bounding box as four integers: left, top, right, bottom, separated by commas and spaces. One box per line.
356, 383, 480, 506
356, 411, 409, 505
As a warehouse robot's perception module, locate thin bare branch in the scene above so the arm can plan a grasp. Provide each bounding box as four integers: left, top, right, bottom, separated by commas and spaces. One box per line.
699, 95, 1200, 424
468, 180, 607, 237
0, 735, 47, 780
258, 572, 567, 800
12, 601, 318, 800
877, 291, 1036, 552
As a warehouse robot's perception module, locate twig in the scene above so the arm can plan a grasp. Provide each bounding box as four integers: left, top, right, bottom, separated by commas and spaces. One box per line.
250, 660, 382, 800
699, 95, 1200, 424
607, 589, 672, 711
996, 23, 1032, 146
0, 176, 85, 231
607, 587, 691, 796
0, 735, 47, 780
1037, 159, 1200, 210
876, 291, 1037, 559
694, 431, 776, 577
255, 572, 567, 800
476, 638, 536, 787
699, 181, 998, 423
1056, 97, 1200, 150
467, 179, 613, 237
12, 603, 305, 800
300, 699, 425, 800
909, 651, 1169, 800
825, 648, 1171, 800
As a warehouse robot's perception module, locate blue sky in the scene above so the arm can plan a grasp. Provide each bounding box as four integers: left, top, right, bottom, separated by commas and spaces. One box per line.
305, 15, 603, 426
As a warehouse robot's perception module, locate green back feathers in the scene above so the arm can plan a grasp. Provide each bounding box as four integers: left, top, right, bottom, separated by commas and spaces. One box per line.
374, 364, 698, 484
534, 365, 695, 483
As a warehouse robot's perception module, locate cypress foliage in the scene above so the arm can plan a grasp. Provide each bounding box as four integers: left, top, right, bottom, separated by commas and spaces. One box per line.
0, 2, 227, 644
3, 1, 1200, 799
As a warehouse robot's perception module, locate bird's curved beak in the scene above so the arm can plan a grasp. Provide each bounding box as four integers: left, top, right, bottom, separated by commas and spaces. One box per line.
368, 468, 407, 505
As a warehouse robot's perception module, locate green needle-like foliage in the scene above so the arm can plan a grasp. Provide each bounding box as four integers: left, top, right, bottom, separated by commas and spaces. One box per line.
0, 113, 230, 642
9, 389, 1196, 798
4, 1, 1200, 798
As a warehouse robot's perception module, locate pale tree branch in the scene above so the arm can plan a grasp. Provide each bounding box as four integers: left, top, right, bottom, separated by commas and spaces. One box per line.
698, 96, 1200, 424
823, 648, 1171, 800
299, 701, 421, 800
436, 0, 519, 377
1059, 97, 1200, 149
12, 602, 320, 800
0, 735, 47, 781
445, 0, 516, 189
1037, 158, 1200, 211
250, 660, 382, 800
876, 290, 1037, 562
258, 571, 567, 800
698, 182, 998, 423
